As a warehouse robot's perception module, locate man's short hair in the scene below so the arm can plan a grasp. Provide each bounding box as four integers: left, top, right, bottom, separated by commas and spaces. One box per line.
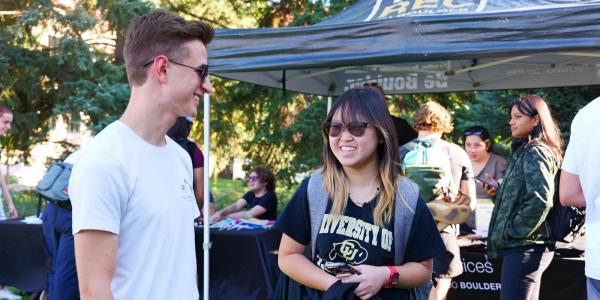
124, 9, 215, 86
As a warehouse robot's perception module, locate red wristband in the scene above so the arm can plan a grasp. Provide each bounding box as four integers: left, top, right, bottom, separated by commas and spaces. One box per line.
384, 266, 400, 288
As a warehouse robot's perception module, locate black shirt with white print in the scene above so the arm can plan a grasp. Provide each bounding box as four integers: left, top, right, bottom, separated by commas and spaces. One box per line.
276, 178, 445, 300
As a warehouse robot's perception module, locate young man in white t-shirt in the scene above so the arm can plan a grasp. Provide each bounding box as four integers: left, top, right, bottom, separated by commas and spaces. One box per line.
560, 96, 600, 300
69, 9, 213, 300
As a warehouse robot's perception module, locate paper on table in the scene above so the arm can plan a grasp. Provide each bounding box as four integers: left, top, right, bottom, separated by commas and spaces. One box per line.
475, 199, 494, 237
22, 215, 42, 224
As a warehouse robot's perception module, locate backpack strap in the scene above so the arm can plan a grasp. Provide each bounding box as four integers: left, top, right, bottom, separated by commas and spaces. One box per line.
307, 169, 420, 265
307, 170, 329, 260
393, 176, 420, 265
399, 140, 418, 163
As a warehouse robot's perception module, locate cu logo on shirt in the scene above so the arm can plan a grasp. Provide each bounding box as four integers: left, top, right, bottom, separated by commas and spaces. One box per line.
329, 240, 367, 264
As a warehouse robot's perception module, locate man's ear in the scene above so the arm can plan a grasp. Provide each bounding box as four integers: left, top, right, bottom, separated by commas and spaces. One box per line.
150, 55, 169, 84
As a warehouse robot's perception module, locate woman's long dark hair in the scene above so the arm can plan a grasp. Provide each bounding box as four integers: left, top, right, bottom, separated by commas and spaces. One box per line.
510, 95, 563, 162
322, 87, 400, 226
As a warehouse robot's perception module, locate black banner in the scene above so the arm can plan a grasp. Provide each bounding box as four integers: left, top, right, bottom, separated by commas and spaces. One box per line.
449, 248, 586, 300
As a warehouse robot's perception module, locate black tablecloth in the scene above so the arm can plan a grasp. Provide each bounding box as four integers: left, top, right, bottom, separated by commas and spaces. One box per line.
0, 220, 50, 292
0, 220, 584, 300
195, 226, 282, 300
448, 245, 586, 300
0, 220, 282, 299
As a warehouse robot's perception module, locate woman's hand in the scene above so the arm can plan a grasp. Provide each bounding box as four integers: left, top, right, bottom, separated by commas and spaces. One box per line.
8, 203, 17, 218
481, 173, 499, 197
341, 265, 388, 300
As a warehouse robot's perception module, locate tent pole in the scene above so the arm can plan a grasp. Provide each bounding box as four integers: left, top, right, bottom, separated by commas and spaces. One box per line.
203, 93, 211, 300
327, 96, 332, 113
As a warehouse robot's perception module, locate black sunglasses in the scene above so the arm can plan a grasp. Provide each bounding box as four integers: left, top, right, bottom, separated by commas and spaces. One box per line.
464, 129, 485, 136
324, 121, 370, 138
143, 59, 209, 84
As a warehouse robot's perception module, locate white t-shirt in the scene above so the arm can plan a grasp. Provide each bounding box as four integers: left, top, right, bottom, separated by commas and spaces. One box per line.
562, 97, 600, 280
70, 121, 200, 299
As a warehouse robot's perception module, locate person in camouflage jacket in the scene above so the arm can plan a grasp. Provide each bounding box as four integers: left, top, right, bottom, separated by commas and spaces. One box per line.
486, 95, 563, 300
487, 139, 558, 257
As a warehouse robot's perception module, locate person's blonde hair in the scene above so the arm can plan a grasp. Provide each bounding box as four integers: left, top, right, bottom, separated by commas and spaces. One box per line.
412, 101, 454, 133
322, 88, 400, 227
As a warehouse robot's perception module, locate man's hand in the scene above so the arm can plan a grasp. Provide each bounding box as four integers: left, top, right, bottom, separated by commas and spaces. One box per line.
341, 265, 388, 300
208, 211, 223, 223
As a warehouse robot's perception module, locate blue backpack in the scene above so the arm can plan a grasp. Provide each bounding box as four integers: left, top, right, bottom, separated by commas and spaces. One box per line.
36, 162, 72, 202
35, 162, 73, 215
400, 139, 454, 202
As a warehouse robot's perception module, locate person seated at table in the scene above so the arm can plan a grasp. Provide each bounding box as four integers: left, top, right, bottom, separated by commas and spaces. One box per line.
210, 166, 278, 221
167, 116, 215, 215
460, 125, 507, 234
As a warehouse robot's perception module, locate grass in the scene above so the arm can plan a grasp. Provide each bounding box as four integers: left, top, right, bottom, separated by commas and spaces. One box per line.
7, 178, 299, 219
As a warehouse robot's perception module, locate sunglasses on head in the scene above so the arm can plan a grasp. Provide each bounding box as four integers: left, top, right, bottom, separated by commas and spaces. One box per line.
324, 121, 370, 138
464, 129, 485, 136
143, 58, 209, 84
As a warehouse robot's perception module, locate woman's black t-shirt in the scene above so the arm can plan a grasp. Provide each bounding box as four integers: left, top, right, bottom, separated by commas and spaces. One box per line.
243, 190, 278, 220
276, 178, 445, 300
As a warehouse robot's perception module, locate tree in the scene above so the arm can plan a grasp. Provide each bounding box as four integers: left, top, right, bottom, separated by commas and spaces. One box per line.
185, 0, 357, 184
0, 0, 150, 164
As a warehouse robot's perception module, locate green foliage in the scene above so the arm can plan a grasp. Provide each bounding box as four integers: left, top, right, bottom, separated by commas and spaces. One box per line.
448, 87, 600, 157
11, 178, 299, 219
0, 0, 151, 163
189, 0, 357, 187
9, 189, 39, 217
3, 0, 598, 195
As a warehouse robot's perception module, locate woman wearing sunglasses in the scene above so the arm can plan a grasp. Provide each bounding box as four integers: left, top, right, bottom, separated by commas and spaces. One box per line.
277, 88, 445, 300
461, 126, 507, 233
487, 95, 562, 300
209, 166, 278, 221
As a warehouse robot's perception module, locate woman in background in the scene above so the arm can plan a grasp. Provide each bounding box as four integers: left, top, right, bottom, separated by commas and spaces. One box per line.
167, 116, 215, 215
210, 166, 277, 221
0, 105, 20, 300
0, 105, 16, 220
461, 126, 507, 234
487, 95, 562, 300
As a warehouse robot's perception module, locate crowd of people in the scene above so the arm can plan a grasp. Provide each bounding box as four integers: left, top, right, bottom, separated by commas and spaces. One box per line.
0, 7, 598, 300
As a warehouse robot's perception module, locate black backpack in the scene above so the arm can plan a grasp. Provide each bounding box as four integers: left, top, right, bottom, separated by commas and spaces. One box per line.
546, 170, 586, 243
